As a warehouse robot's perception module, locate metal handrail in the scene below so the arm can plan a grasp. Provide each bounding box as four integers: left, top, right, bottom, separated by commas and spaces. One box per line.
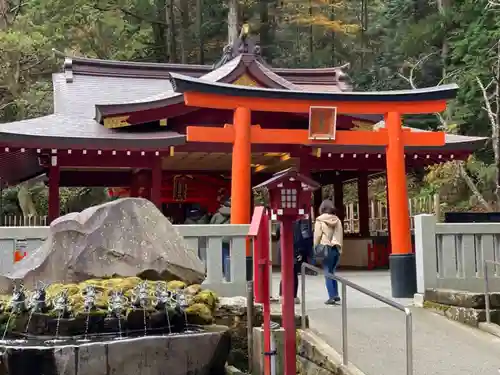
300, 262, 413, 375
483, 259, 500, 324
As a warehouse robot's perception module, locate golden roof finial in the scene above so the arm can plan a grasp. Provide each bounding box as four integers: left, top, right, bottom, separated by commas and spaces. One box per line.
240, 22, 250, 39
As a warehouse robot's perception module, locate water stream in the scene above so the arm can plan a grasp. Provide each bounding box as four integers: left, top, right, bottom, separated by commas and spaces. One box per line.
2, 312, 14, 342
165, 307, 172, 334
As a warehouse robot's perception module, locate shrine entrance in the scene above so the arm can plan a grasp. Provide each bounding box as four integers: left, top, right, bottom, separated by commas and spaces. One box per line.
169, 72, 458, 300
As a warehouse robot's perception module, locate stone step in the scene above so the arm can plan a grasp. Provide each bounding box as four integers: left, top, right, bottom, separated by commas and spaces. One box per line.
424, 288, 500, 309
423, 300, 500, 327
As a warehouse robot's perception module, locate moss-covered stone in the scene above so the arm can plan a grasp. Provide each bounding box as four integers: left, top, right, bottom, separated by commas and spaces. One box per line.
185, 284, 202, 296
0, 277, 219, 337
186, 303, 214, 325
193, 290, 218, 310
167, 280, 187, 290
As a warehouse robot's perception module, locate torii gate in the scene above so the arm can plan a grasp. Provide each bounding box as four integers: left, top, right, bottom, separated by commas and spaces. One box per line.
169, 73, 457, 375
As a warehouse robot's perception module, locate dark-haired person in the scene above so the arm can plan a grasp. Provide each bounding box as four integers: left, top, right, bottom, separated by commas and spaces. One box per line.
313, 199, 344, 305
276, 219, 309, 304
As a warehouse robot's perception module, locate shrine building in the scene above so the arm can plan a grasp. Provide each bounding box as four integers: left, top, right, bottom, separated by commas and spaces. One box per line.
0, 35, 486, 285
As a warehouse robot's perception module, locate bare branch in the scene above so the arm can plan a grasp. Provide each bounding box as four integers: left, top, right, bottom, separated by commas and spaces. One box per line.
397, 51, 438, 90
0, 101, 15, 111
458, 161, 493, 211
476, 76, 497, 128
397, 50, 494, 210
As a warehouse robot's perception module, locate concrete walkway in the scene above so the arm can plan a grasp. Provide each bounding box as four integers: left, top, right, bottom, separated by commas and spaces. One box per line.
271, 270, 500, 375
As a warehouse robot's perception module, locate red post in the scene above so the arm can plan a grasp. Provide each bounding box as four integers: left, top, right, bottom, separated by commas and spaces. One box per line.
151, 158, 162, 209
130, 172, 139, 197
249, 206, 272, 375
280, 218, 296, 375
48, 158, 60, 223
385, 111, 411, 254
260, 212, 271, 375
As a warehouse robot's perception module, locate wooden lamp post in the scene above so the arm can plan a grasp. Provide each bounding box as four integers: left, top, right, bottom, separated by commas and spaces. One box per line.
254, 168, 320, 375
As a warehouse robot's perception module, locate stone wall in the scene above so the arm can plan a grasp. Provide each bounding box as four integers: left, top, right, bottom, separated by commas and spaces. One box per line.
422, 288, 500, 327
252, 327, 360, 375
215, 297, 307, 372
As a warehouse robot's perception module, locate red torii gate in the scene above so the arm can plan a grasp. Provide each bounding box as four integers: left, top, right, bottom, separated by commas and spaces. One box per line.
169, 73, 457, 375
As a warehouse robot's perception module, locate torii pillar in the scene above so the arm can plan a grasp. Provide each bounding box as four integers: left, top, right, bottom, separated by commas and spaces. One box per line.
169, 72, 458, 375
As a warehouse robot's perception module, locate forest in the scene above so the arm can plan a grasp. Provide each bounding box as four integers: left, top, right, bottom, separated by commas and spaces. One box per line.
0, 0, 499, 216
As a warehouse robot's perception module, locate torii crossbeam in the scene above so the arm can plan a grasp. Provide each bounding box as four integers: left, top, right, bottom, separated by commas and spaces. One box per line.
169, 72, 458, 375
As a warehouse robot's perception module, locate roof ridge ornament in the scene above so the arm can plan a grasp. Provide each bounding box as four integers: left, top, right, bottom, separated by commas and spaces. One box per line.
52, 48, 74, 83
63, 57, 74, 83
213, 21, 261, 69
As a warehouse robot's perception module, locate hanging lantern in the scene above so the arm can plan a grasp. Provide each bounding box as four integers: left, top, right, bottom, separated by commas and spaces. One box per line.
173, 175, 188, 201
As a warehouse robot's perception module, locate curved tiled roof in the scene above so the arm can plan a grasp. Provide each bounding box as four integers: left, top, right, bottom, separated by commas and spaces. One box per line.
0, 114, 185, 150
169, 73, 459, 103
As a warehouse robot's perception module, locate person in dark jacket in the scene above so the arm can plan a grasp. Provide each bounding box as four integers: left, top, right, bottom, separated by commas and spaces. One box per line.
210, 199, 231, 279
184, 206, 210, 225
276, 218, 311, 304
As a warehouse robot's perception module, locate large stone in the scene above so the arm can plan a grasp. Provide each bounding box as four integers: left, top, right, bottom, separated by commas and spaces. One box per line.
0, 198, 205, 291
0, 325, 231, 375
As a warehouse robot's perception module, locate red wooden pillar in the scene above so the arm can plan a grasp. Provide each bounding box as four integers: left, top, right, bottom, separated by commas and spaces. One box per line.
231, 106, 252, 226
299, 150, 320, 217
357, 172, 370, 236
298, 148, 312, 177
130, 171, 139, 198
280, 217, 296, 375
151, 158, 162, 209
385, 111, 415, 297
48, 155, 60, 223
230, 107, 253, 279
333, 179, 344, 222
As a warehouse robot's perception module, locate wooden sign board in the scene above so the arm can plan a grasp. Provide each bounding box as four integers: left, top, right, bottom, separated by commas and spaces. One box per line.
14, 239, 27, 263
308, 106, 337, 140
103, 115, 131, 129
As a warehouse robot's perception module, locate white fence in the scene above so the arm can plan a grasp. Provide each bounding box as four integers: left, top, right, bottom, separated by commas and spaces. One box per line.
0, 224, 250, 297
1, 215, 48, 227
415, 214, 500, 293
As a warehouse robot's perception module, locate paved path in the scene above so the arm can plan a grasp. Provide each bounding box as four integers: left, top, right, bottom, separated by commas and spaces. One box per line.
271, 270, 500, 375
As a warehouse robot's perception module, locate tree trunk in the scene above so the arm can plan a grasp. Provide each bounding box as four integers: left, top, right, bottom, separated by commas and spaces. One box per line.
153, 0, 167, 62
260, 0, 271, 60
308, 0, 313, 65
0, 0, 8, 30
196, 0, 204, 64
165, 0, 177, 62
178, 0, 190, 63
330, 0, 335, 65
227, 0, 239, 46
437, 0, 451, 79
494, 41, 500, 209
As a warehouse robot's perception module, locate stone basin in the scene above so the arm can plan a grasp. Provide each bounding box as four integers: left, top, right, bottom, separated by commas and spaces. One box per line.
0, 325, 230, 375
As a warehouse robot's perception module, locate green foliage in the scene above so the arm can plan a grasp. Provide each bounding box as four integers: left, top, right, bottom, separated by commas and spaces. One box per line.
0, 0, 498, 212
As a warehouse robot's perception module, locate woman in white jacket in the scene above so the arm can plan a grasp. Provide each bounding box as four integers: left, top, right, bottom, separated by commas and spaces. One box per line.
313, 199, 344, 305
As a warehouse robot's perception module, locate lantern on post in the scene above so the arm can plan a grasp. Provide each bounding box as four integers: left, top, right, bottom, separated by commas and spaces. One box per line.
253, 168, 320, 375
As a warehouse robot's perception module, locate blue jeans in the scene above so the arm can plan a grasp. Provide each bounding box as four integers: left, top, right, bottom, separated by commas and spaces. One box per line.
323, 245, 340, 299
